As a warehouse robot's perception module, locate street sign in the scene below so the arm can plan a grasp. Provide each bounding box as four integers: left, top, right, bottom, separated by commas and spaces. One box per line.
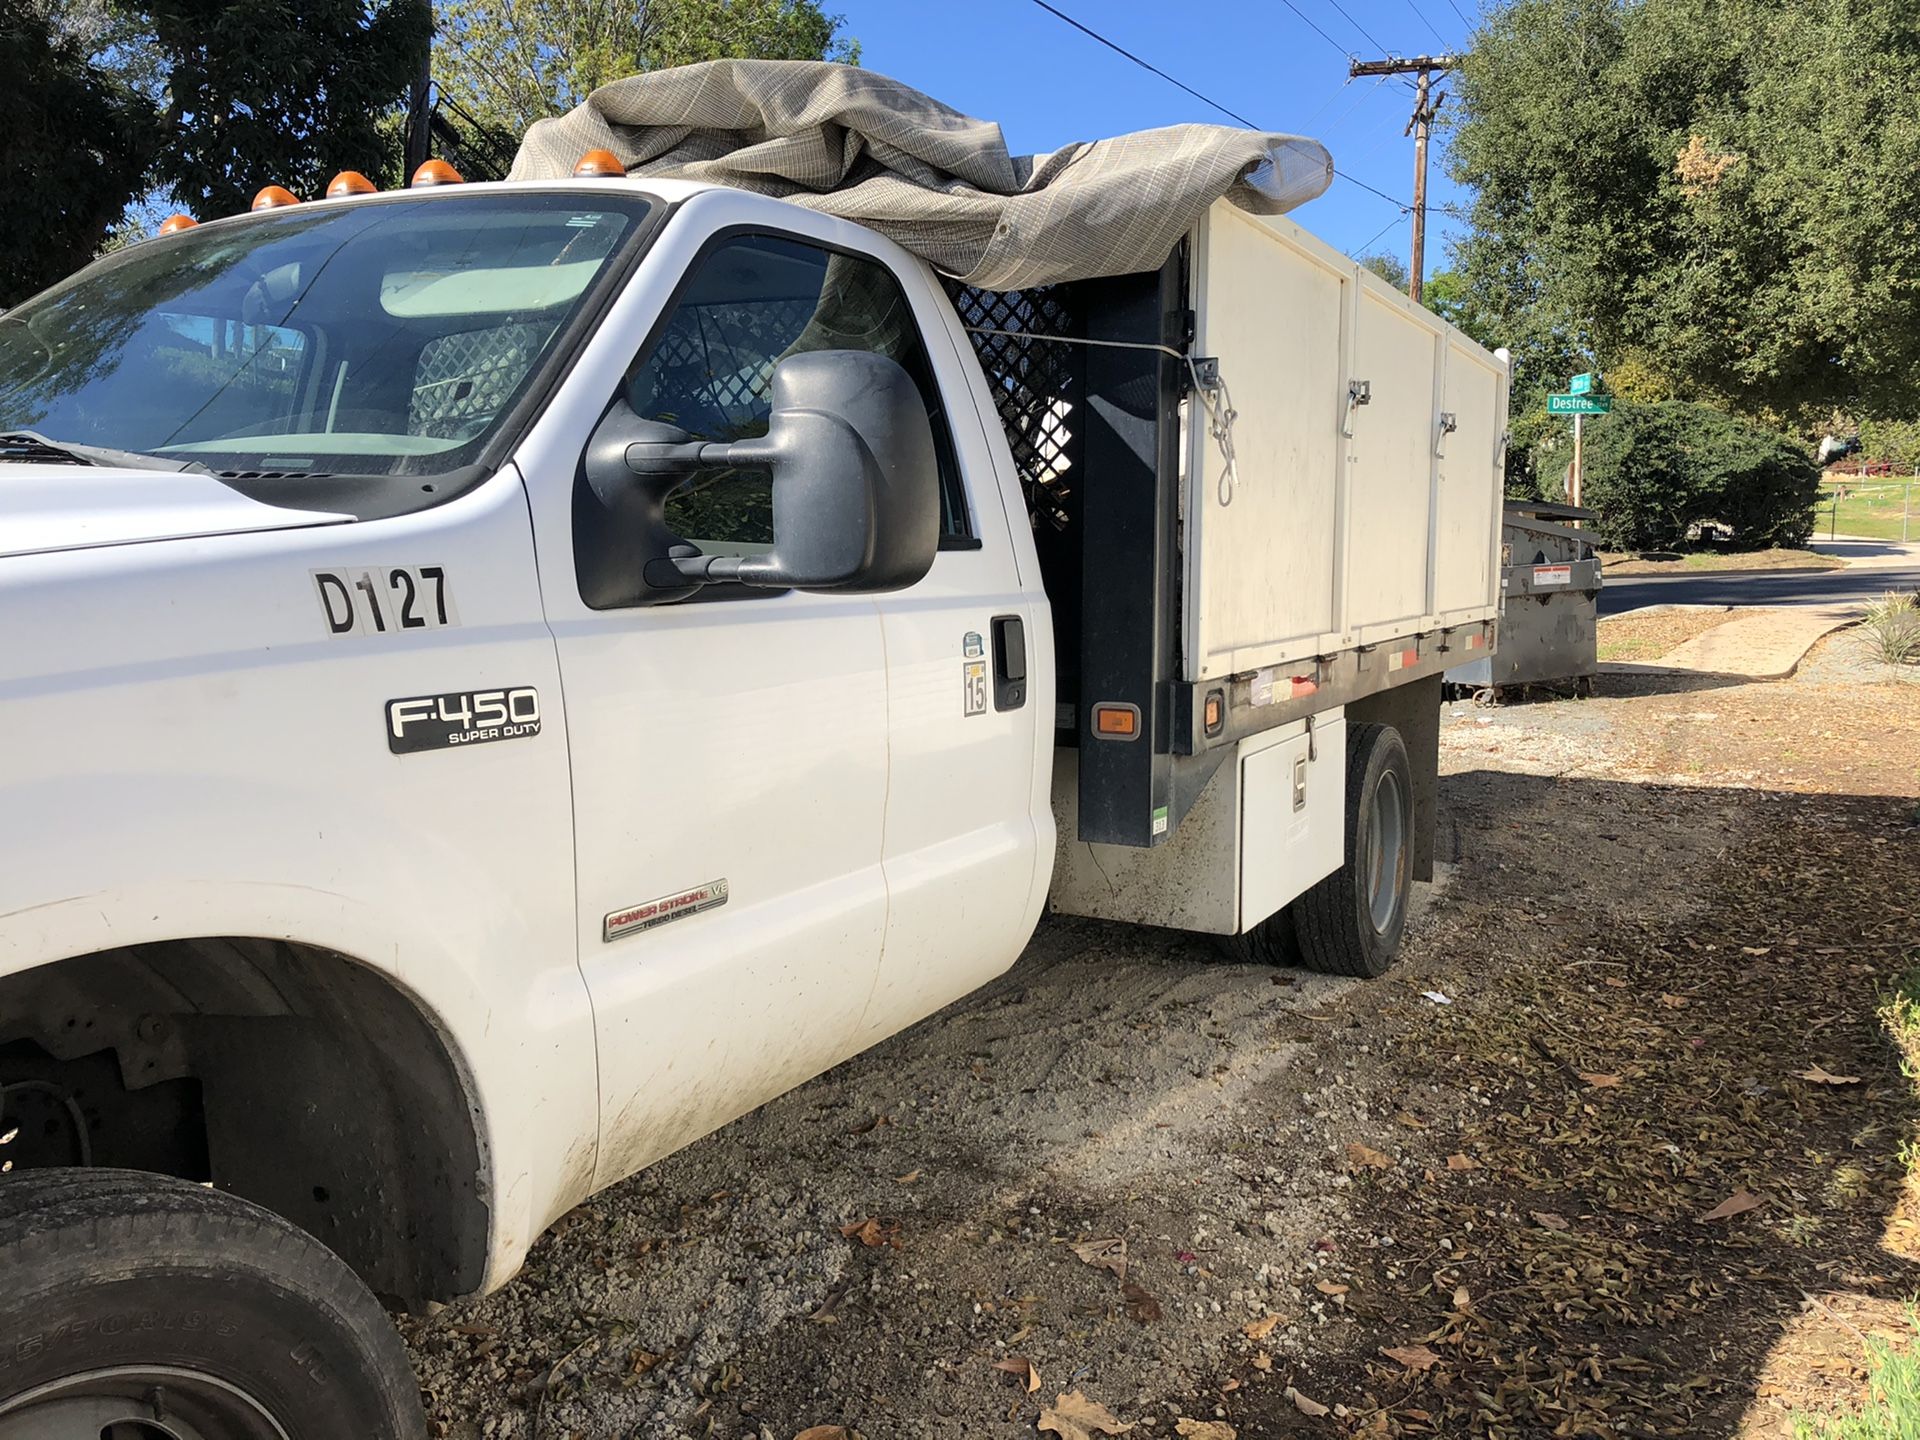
1548, 393, 1611, 415
1569, 372, 1596, 395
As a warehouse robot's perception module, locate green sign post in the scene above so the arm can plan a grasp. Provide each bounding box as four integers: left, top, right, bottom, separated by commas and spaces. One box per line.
1569, 372, 1596, 395
1548, 393, 1612, 415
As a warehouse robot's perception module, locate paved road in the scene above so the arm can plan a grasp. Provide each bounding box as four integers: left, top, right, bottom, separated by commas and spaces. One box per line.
1598, 564, 1920, 615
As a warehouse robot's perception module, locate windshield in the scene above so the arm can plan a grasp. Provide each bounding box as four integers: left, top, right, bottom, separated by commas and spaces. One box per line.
0, 192, 650, 479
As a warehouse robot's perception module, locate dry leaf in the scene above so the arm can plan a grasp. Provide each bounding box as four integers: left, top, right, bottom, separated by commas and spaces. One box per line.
845, 1114, 886, 1135
1380, 1344, 1442, 1372
1121, 1281, 1162, 1324
1700, 1190, 1764, 1222
1175, 1422, 1237, 1440
1251, 1352, 1273, 1372
793, 1429, 855, 1440
894, 1168, 922, 1184
1037, 1390, 1134, 1440
1579, 1072, 1622, 1088
993, 1356, 1040, 1393
1445, 1153, 1478, 1171
1345, 1142, 1393, 1170
808, 1286, 849, 1325
1070, 1237, 1128, 1280
1242, 1313, 1285, 1340
1285, 1386, 1330, 1418
1742, 946, 1772, 956
1797, 1065, 1862, 1086
1452, 1286, 1471, 1310
1531, 1211, 1570, 1231
1393, 1110, 1426, 1129
1314, 1279, 1349, 1296
838, 1217, 900, 1248
1659, 993, 1689, 1009
1603, 976, 1629, 988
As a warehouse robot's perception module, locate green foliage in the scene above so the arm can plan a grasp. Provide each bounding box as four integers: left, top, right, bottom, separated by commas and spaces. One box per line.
433, 0, 859, 138
1861, 418, 1920, 474
1359, 250, 1409, 291
0, 5, 161, 304
1793, 1311, 1920, 1437
1580, 400, 1822, 551
1450, 0, 1920, 425
140, 0, 430, 216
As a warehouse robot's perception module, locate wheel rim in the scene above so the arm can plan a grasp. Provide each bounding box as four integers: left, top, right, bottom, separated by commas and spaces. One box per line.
1366, 769, 1407, 934
0, 1366, 290, 1440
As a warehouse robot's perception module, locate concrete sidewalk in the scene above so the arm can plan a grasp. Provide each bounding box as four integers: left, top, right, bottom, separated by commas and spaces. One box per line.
1605, 603, 1861, 681
1810, 536, 1920, 569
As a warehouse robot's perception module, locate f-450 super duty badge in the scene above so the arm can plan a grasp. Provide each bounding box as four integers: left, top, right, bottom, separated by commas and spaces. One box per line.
386, 687, 540, 754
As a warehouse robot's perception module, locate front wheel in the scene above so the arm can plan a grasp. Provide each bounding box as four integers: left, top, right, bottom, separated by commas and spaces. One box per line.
0, 1169, 426, 1439
1289, 722, 1414, 979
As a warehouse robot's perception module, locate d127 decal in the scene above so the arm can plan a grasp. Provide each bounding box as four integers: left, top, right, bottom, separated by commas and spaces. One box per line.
315, 567, 456, 636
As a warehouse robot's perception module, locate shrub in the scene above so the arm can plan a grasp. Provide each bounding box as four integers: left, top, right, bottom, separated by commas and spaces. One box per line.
1579, 400, 1821, 550
1858, 591, 1920, 671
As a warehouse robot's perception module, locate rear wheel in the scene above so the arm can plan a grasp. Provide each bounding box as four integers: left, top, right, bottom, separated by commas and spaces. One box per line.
0, 1169, 425, 1440
1289, 722, 1414, 979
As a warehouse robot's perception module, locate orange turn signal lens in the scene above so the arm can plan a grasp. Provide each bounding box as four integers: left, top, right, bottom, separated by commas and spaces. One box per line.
1092, 702, 1141, 740
1203, 690, 1225, 736
250, 185, 300, 211
157, 213, 198, 235
573, 148, 627, 177
325, 170, 378, 198
410, 159, 464, 187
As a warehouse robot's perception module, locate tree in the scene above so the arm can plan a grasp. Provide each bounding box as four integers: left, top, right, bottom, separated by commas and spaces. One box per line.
1358, 250, 1409, 291
0, 5, 161, 304
140, 0, 431, 216
434, 0, 859, 139
1448, 0, 1920, 428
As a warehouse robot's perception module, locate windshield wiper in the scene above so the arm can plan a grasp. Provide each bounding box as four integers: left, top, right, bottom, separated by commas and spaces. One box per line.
0, 430, 209, 474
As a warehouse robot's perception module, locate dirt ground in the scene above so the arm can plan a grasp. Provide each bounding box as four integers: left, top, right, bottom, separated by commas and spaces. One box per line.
404, 629, 1920, 1440
1597, 549, 1844, 576
1595, 606, 1765, 663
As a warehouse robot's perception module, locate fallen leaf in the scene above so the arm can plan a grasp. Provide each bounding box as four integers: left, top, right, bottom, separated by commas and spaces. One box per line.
794, 1429, 855, 1440
629, 1348, 664, 1376
1175, 1422, 1236, 1440
1700, 1190, 1764, 1222
1380, 1344, 1442, 1372
993, 1356, 1040, 1393
1603, 976, 1629, 988
1742, 946, 1772, 956
1242, 1313, 1286, 1340
1285, 1386, 1330, 1418
1345, 1142, 1393, 1170
1392, 1110, 1426, 1129
1531, 1211, 1570, 1231
1070, 1237, 1128, 1280
1037, 1391, 1134, 1440
1314, 1279, 1349, 1296
838, 1217, 900, 1248
894, 1169, 923, 1184
1797, 1065, 1862, 1086
808, 1286, 849, 1324
1121, 1281, 1163, 1324
1250, 1352, 1273, 1372
1452, 1286, 1471, 1310
1579, 1072, 1622, 1088
845, 1114, 886, 1135
1445, 1153, 1479, 1171
1659, 993, 1690, 1009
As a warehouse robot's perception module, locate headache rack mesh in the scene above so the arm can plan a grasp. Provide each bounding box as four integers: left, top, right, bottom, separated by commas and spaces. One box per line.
941, 280, 1085, 532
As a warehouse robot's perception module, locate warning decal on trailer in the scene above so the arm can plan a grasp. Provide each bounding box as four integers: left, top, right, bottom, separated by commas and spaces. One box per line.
1532, 564, 1572, 588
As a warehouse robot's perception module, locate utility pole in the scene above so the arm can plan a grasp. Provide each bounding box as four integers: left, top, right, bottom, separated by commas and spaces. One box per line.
1348, 55, 1460, 305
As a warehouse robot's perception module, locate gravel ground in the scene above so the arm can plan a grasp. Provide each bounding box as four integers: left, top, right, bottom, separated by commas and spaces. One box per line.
404, 645, 1920, 1440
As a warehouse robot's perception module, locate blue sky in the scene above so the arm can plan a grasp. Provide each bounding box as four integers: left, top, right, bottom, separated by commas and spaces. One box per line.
832, 0, 1476, 271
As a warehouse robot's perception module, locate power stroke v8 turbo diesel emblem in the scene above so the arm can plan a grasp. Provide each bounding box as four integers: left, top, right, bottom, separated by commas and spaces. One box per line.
386, 687, 540, 754
604, 880, 730, 942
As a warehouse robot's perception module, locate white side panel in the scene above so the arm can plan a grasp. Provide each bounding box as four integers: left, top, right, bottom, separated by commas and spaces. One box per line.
1434, 339, 1505, 619
1347, 276, 1442, 637
1239, 716, 1345, 928
1184, 206, 1351, 679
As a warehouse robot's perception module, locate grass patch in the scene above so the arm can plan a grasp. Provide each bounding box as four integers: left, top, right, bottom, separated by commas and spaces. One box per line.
1819, 479, 1919, 543
1858, 592, 1920, 674
1793, 1320, 1920, 1439
1599, 547, 1845, 575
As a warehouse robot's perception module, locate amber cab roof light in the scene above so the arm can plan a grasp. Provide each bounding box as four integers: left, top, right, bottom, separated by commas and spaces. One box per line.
325, 170, 378, 198
250, 185, 300, 211
410, 159, 464, 187
157, 214, 198, 235
573, 148, 627, 177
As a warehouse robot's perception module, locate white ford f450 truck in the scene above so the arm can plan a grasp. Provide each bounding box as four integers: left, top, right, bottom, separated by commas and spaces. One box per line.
0, 169, 1505, 1434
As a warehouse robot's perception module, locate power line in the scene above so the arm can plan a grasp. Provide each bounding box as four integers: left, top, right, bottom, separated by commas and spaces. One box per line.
1350, 211, 1410, 257
1321, 0, 1388, 53
1404, 0, 1449, 47
1027, 1, 1258, 129
1441, 0, 1475, 27
1274, 0, 1355, 58
1334, 169, 1412, 208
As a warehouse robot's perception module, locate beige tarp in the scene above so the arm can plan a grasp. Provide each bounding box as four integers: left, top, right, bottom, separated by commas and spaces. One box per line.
510, 58, 1332, 289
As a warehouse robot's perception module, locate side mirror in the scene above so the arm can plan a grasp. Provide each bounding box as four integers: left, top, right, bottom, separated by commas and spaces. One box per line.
596, 349, 941, 597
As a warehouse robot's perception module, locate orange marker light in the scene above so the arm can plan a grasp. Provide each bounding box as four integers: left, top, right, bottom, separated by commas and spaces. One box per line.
410, 159, 464, 187
157, 214, 198, 235
251, 185, 300, 211
573, 148, 627, 177
1092, 703, 1141, 740
325, 170, 377, 198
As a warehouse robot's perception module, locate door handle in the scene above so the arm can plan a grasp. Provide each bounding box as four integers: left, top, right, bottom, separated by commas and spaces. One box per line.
991, 614, 1027, 711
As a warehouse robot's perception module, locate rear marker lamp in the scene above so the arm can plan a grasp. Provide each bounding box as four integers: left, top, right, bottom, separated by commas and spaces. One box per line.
1092, 703, 1142, 741
1203, 689, 1225, 737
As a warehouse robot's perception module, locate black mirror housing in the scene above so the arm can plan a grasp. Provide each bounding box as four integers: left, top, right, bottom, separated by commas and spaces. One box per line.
606, 349, 941, 598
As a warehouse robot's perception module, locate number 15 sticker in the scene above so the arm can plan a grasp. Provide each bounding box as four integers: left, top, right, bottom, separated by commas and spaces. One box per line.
963, 659, 987, 717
